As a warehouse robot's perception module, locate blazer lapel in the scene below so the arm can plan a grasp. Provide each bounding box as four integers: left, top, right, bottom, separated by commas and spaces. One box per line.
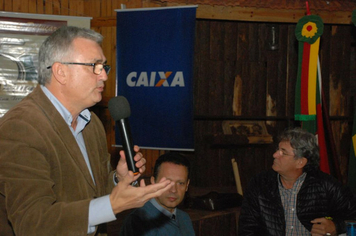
31, 85, 97, 190
83, 128, 102, 192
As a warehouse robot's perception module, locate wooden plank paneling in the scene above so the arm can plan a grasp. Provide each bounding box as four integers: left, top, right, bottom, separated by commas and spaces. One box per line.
223, 61, 237, 116
35, 0, 43, 14
193, 121, 216, 187
3, 0, 12, 11
331, 121, 351, 184
265, 24, 289, 118
320, 25, 331, 109
51, 0, 61, 15
119, 0, 144, 8
101, 0, 109, 16
257, 23, 268, 62
224, 21, 237, 61
44, 0, 53, 14
161, 2, 354, 24
210, 21, 223, 61
111, 0, 121, 14
197, 20, 210, 61
237, 22, 249, 116
276, 24, 288, 116
21, 0, 29, 12
84, 0, 100, 17
247, 61, 266, 116
248, 23, 259, 62
222, 22, 238, 116
207, 60, 224, 116
28, 0, 37, 13
327, 25, 353, 183
68, 0, 83, 16
286, 25, 298, 117
265, 41, 280, 118
13, 0, 21, 12
194, 20, 210, 115
330, 25, 351, 116
60, 0, 69, 15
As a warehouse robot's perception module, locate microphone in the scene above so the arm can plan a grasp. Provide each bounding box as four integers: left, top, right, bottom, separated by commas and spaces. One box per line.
108, 96, 139, 178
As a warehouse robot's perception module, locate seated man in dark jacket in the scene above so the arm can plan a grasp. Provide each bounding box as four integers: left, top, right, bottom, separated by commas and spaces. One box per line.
238, 127, 356, 236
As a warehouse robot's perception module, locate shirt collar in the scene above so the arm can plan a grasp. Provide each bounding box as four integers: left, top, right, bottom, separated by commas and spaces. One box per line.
149, 198, 177, 219
40, 85, 91, 132
278, 172, 307, 190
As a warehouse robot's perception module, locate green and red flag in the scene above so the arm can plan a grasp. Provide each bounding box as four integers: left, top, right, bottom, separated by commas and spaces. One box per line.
295, 14, 330, 174
295, 15, 323, 120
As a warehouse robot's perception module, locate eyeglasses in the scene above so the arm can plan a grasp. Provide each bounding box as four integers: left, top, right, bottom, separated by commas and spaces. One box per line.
275, 148, 295, 157
47, 62, 111, 75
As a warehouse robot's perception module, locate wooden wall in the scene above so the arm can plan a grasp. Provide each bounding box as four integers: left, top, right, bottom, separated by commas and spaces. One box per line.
191, 20, 354, 190
1, 0, 354, 193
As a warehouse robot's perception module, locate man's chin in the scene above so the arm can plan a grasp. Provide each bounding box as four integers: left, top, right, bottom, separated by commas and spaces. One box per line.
165, 202, 179, 209
87, 99, 102, 109
93, 95, 103, 104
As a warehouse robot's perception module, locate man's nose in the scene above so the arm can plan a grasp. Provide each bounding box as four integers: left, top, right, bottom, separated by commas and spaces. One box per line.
273, 150, 280, 158
99, 69, 109, 81
170, 184, 177, 193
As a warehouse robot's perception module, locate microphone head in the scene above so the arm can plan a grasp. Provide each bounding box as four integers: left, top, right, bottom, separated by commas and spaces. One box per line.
108, 96, 131, 121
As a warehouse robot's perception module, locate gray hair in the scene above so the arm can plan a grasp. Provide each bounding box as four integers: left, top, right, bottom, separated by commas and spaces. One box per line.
38, 26, 103, 85
278, 127, 320, 172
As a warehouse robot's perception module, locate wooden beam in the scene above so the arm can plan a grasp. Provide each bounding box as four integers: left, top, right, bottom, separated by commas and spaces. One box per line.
91, 3, 354, 27
192, 4, 353, 24
91, 16, 117, 27
91, 4, 352, 27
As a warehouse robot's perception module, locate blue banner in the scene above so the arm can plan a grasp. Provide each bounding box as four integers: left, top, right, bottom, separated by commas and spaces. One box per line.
115, 6, 197, 151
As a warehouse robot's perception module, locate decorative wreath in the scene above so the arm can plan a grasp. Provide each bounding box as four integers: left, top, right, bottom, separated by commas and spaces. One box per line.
295, 15, 324, 44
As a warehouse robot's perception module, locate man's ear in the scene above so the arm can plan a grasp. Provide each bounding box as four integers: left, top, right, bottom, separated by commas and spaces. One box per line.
298, 157, 308, 169
51, 62, 67, 85
186, 179, 190, 192
150, 176, 155, 185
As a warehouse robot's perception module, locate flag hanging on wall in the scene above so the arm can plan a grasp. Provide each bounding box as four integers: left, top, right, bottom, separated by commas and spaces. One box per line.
115, 6, 197, 151
294, 14, 330, 174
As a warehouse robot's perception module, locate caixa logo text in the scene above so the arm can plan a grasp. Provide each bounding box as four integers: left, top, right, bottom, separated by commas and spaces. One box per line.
126, 71, 185, 87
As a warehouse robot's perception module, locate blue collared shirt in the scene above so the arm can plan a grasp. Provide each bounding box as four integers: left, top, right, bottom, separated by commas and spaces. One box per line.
40, 85, 116, 234
150, 198, 177, 221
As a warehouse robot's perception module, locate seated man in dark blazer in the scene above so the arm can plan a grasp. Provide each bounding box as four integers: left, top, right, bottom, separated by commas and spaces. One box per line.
238, 127, 356, 236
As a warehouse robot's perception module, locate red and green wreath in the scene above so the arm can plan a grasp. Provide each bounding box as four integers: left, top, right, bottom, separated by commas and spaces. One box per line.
295, 15, 324, 44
